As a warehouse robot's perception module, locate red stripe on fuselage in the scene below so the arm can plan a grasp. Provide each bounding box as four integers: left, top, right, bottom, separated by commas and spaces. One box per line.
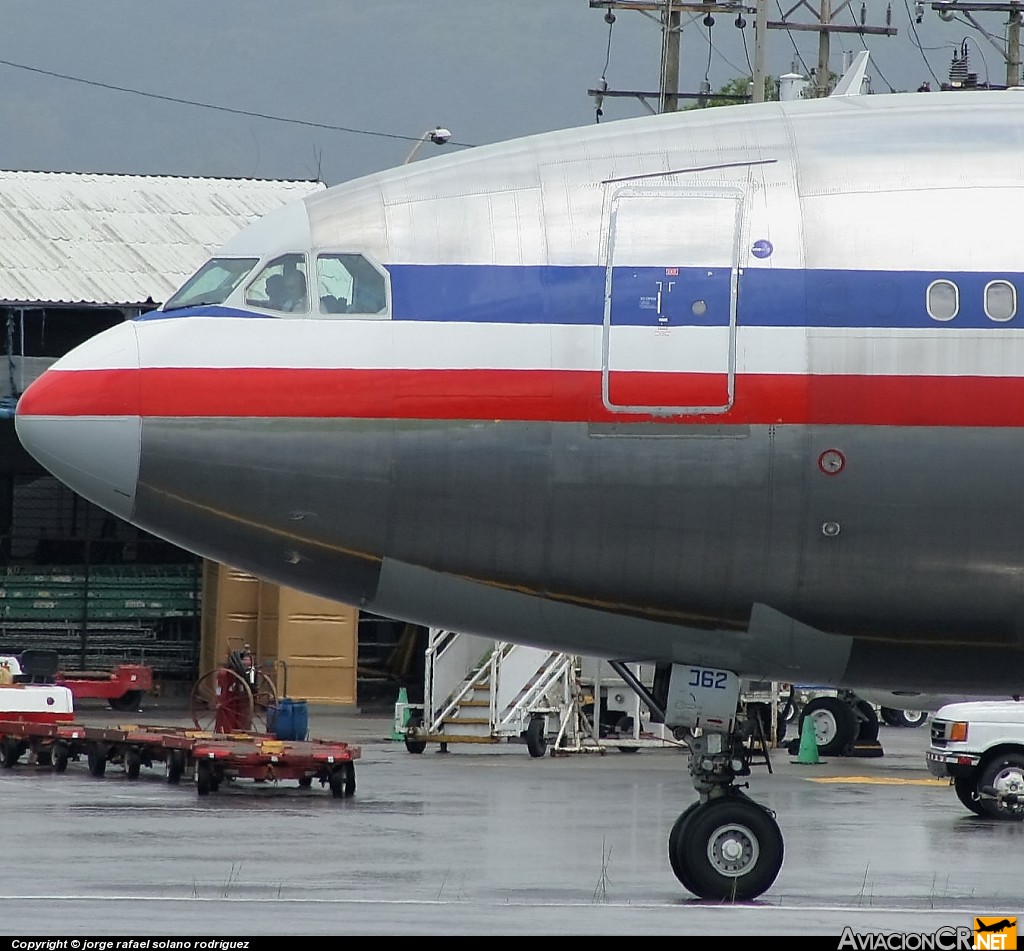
17, 363, 141, 418
17, 367, 1024, 426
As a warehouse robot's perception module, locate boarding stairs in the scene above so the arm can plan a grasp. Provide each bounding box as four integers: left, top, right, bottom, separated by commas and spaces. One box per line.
407, 630, 574, 750
403, 631, 687, 755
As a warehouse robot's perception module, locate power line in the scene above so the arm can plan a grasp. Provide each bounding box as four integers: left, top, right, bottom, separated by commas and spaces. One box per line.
842, 5, 898, 91
775, 0, 812, 75
903, 0, 943, 83
740, 19, 755, 76
0, 56, 477, 148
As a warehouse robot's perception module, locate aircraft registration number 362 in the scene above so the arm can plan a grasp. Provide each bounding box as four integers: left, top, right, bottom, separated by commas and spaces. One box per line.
665, 666, 740, 732
689, 667, 728, 689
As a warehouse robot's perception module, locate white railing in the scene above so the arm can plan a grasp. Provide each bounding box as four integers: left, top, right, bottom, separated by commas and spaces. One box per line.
493, 647, 573, 733
422, 632, 575, 739
423, 629, 494, 733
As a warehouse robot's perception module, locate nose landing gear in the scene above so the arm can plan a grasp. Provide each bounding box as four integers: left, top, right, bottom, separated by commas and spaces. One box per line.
669, 787, 784, 900
657, 664, 785, 900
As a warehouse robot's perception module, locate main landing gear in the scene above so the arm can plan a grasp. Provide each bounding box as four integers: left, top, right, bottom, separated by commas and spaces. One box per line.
652, 663, 784, 900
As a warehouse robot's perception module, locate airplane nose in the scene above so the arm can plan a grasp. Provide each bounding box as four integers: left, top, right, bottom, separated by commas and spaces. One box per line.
15, 321, 142, 521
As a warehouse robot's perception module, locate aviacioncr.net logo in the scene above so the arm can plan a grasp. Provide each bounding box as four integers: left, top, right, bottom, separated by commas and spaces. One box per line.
974, 918, 1017, 951
837, 926, 974, 950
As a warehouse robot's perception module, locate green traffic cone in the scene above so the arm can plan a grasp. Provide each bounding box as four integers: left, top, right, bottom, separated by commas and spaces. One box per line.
391, 686, 410, 741
795, 715, 821, 765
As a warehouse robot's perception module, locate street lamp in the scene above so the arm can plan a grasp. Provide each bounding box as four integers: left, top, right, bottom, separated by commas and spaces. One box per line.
404, 126, 453, 164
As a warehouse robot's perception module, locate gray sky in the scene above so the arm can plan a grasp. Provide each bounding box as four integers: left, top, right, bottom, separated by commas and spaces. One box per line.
0, 1, 1012, 186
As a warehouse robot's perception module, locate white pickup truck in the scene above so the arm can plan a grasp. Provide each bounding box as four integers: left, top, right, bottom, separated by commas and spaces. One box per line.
926, 699, 1024, 819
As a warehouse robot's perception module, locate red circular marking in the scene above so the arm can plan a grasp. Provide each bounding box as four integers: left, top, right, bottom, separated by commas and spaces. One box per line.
817, 449, 846, 475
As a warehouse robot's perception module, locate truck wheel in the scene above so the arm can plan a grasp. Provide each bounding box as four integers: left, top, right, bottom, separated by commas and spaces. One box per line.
954, 776, 987, 817
882, 707, 926, 728
799, 696, 858, 756
977, 753, 1024, 820
854, 700, 880, 743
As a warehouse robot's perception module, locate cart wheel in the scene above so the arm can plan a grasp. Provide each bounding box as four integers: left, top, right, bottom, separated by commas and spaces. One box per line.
329, 762, 355, 798
525, 717, 547, 758
109, 690, 143, 713
196, 761, 213, 796
298, 775, 313, 788
124, 747, 142, 780
167, 749, 185, 784
52, 742, 69, 774
249, 671, 278, 733
404, 716, 427, 754
87, 748, 107, 777
191, 668, 254, 733
1, 737, 23, 768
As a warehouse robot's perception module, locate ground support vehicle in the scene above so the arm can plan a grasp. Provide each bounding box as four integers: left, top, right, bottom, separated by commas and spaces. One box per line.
55, 663, 154, 712
400, 633, 574, 757
926, 699, 1024, 819
0, 718, 359, 797
113, 724, 195, 782
0, 719, 129, 774
190, 735, 358, 797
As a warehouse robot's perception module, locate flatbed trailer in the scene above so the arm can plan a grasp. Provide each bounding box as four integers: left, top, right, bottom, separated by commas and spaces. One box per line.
191, 735, 358, 797
0, 720, 127, 774
0, 718, 360, 797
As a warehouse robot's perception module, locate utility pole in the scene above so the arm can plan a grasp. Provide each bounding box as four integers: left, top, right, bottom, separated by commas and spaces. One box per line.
1015, 8, 1023, 85
931, 1, 1023, 87
660, 3, 682, 111
753, 0, 769, 101
589, 1, 755, 112
768, 0, 897, 96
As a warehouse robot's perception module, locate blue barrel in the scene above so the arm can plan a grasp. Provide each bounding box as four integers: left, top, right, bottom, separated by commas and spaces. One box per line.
270, 698, 309, 741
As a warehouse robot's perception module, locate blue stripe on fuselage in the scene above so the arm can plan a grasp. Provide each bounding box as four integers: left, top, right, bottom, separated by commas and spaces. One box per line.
139, 266, 1024, 330
136, 305, 267, 321
388, 264, 603, 326
389, 265, 1021, 329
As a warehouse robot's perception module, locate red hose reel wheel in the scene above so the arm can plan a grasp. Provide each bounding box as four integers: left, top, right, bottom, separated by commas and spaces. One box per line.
190, 668, 277, 734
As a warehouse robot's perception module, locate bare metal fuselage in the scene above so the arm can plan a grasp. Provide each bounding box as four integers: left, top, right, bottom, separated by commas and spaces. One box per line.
16, 92, 1024, 694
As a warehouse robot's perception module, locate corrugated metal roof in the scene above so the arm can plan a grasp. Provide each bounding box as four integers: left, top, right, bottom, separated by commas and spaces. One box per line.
0, 171, 325, 306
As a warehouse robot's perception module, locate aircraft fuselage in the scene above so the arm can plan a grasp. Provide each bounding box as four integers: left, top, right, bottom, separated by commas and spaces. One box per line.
16, 91, 1024, 693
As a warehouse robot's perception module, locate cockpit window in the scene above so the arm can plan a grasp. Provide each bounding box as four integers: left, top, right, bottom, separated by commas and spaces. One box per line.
317, 253, 388, 316
244, 254, 309, 314
163, 258, 258, 311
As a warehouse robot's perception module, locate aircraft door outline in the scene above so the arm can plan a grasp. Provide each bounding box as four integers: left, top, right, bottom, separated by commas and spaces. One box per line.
602, 186, 743, 416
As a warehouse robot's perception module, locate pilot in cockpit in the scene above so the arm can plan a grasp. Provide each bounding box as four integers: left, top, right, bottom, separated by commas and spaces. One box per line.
280, 269, 308, 312
265, 274, 286, 310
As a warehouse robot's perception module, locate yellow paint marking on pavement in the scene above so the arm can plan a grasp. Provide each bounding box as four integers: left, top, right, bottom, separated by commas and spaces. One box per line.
808, 776, 948, 785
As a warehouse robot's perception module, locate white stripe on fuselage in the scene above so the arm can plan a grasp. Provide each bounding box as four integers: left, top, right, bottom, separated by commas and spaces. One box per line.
54, 317, 1024, 379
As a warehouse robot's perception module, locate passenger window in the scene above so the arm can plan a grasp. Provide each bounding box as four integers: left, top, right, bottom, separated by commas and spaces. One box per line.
985, 280, 1016, 322
244, 253, 309, 314
926, 280, 959, 322
316, 253, 388, 316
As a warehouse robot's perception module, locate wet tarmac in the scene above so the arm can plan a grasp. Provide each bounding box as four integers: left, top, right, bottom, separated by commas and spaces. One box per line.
0, 700, 1020, 936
